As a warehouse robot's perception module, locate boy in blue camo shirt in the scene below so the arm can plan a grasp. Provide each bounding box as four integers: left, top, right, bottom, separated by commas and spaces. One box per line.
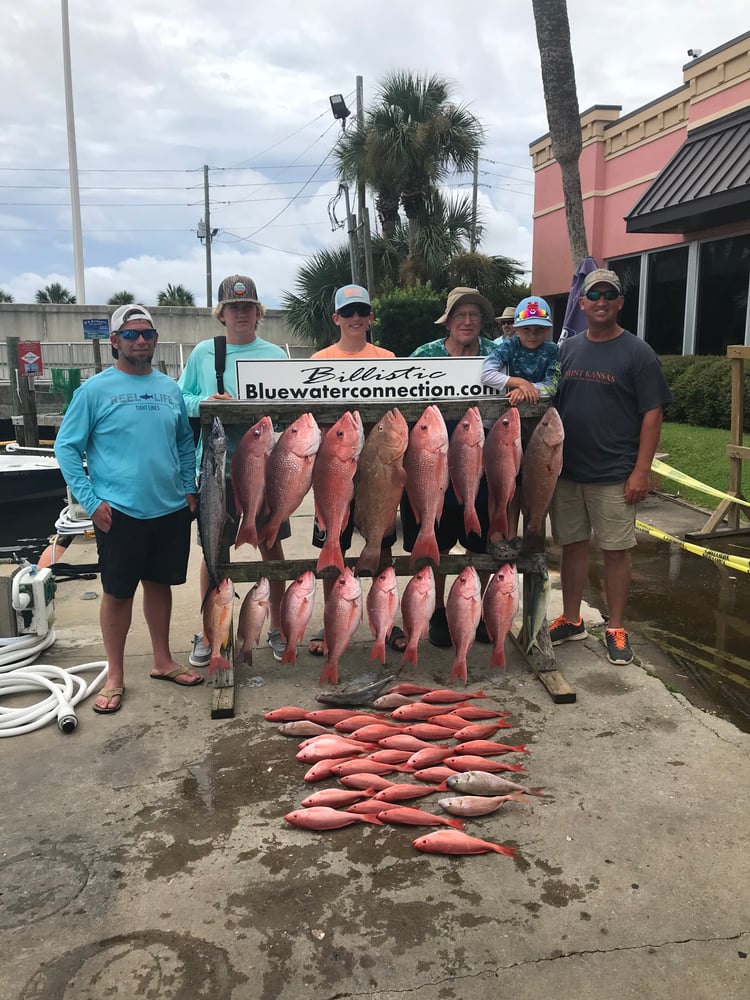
481, 295, 560, 404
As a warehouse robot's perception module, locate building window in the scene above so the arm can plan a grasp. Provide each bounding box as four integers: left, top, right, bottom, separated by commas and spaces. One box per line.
645, 247, 688, 355
696, 235, 750, 355
608, 256, 641, 335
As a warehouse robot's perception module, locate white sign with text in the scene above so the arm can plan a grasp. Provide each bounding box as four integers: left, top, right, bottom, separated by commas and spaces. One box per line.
234, 357, 505, 404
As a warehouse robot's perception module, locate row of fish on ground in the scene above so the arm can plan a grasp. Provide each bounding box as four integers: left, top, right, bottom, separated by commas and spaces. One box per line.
199, 403, 565, 583
213, 561, 521, 686
266, 683, 550, 857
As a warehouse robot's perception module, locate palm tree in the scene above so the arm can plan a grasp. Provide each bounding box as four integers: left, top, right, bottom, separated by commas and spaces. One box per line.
107, 290, 136, 305
336, 71, 485, 257
35, 282, 76, 304
157, 283, 195, 306
0, 289, 13, 302
532, 0, 588, 265
282, 246, 352, 348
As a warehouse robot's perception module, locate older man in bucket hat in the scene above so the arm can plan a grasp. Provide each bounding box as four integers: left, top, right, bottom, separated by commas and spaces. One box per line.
402, 287, 497, 647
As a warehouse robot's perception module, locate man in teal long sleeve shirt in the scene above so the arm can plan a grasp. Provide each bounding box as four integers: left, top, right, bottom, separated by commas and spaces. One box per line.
54, 305, 201, 714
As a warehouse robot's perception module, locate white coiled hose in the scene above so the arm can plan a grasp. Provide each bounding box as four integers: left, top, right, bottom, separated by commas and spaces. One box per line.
0, 656, 108, 736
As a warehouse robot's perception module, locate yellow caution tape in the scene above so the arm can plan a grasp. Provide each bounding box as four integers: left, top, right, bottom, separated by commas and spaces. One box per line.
651, 458, 750, 510
645, 632, 750, 692
635, 519, 750, 574
645, 627, 750, 674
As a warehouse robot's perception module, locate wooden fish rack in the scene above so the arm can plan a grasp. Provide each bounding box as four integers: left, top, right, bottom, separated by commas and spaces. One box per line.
200, 398, 575, 717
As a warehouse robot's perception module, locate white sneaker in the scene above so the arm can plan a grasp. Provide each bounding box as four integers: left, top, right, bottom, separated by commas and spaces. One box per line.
189, 633, 211, 667
266, 627, 286, 662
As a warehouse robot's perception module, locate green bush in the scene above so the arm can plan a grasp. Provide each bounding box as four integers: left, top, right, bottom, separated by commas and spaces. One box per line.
660, 354, 750, 431
372, 283, 444, 356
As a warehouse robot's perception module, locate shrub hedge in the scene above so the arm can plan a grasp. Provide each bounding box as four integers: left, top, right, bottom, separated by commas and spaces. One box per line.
660, 354, 750, 432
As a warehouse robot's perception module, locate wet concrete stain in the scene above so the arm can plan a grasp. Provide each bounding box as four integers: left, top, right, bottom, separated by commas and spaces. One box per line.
20, 931, 246, 999
0, 850, 89, 929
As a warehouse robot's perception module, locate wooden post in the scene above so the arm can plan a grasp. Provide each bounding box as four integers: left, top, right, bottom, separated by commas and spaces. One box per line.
92, 338, 103, 373
7, 336, 40, 447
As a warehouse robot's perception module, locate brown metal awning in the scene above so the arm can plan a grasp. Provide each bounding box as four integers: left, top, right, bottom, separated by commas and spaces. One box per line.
625, 106, 750, 234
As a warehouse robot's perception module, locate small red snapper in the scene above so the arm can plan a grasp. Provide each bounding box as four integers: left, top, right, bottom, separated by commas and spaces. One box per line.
263, 706, 308, 722
295, 736, 365, 764
313, 410, 364, 573
453, 722, 513, 741
446, 567, 482, 685
320, 568, 362, 686
300, 788, 367, 808
279, 570, 316, 665
448, 406, 485, 539
354, 408, 408, 574
443, 755, 526, 773
203, 578, 234, 676
259, 412, 321, 549
521, 406, 564, 552
482, 563, 519, 669
366, 567, 400, 664
285, 807, 382, 830
404, 405, 449, 567
401, 566, 436, 667
377, 806, 464, 830
420, 688, 488, 703
412, 829, 517, 857
231, 416, 274, 549
484, 406, 523, 542
235, 577, 270, 666
453, 740, 528, 756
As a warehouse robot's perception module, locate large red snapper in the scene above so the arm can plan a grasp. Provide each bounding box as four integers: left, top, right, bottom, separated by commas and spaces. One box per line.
313, 410, 364, 572
354, 408, 408, 574
285, 807, 382, 830
448, 406, 485, 538
521, 406, 564, 552
401, 566, 436, 667
231, 416, 274, 549
446, 567, 482, 685
202, 578, 234, 676
300, 789, 367, 808
377, 806, 464, 830
412, 829, 517, 857
482, 563, 519, 669
295, 736, 365, 764
235, 577, 270, 665
320, 568, 362, 685
443, 756, 526, 773
258, 412, 321, 549
404, 405, 449, 566
279, 570, 316, 665
366, 567, 400, 664
484, 407, 523, 542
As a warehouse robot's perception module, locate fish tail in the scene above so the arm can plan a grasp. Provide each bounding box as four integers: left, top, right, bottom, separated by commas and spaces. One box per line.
447, 817, 465, 830
280, 644, 297, 666
359, 814, 384, 825
506, 791, 530, 804
234, 518, 258, 550
355, 544, 380, 576
401, 640, 419, 667
463, 505, 482, 539
520, 527, 545, 555
319, 658, 339, 686
208, 653, 231, 677
236, 643, 252, 666
316, 538, 345, 574
257, 518, 279, 550
490, 644, 507, 670
449, 658, 468, 685
528, 786, 549, 798
410, 528, 440, 568
369, 639, 386, 664
491, 843, 518, 858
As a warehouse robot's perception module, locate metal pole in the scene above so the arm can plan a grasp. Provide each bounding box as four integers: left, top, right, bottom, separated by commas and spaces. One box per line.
204, 165, 213, 307
356, 75, 376, 298
61, 0, 85, 304
470, 151, 479, 252
341, 184, 359, 285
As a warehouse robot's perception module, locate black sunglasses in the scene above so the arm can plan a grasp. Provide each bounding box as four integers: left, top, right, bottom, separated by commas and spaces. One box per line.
119, 328, 158, 340
337, 303, 371, 318
585, 289, 620, 301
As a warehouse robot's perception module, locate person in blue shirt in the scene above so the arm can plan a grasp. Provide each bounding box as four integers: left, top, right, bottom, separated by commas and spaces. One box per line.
54, 305, 200, 715
481, 295, 560, 404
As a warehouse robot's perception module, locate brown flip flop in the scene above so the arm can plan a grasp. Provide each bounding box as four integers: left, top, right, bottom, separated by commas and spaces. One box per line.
93, 687, 124, 714
150, 668, 204, 687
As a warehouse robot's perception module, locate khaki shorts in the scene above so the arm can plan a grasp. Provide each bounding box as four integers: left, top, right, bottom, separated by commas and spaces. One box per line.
550, 478, 636, 550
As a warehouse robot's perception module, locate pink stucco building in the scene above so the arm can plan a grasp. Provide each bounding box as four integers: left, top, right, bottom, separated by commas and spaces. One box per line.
530, 31, 750, 354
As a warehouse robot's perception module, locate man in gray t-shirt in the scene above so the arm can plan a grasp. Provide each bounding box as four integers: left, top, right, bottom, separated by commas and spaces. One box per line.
548, 269, 673, 666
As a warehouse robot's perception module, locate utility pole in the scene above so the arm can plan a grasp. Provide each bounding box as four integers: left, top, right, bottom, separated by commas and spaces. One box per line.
356, 75, 376, 296
204, 165, 213, 307
470, 151, 479, 253
61, 0, 85, 303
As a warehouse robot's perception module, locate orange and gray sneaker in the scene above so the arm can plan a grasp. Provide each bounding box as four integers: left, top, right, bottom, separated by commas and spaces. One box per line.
549, 615, 587, 645
605, 628, 633, 665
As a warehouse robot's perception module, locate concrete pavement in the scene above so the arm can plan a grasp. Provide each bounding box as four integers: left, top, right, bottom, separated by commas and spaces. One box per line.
3, 493, 750, 999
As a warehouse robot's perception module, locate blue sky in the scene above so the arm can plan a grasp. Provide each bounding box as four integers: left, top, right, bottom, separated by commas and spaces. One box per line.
1, 1, 748, 307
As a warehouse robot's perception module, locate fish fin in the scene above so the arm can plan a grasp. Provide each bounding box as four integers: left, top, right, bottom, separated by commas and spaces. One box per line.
280, 645, 297, 666
490, 644, 507, 670
369, 640, 386, 664
319, 659, 339, 686
401, 642, 418, 667
316, 538, 345, 574
463, 506, 482, 538
208, 654, 231, 677
359, 814, 384, 825
234, 517, 259, 550
491, 843, 518, 858
519, 527, 545, 555
447, 817, 465, 831
449, 659, 468, 685
528, 787, 550, 798
355, 544, 380, 576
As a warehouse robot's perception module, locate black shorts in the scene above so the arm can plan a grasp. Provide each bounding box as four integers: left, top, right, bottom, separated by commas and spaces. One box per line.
400, 479, 490, 555
312, 500, 397, 553
94, 506, 193, 599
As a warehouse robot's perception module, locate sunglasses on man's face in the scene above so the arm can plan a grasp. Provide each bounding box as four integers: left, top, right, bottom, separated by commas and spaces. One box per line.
119, 328, 157, 340
337, 303, 371, 318
585, 289, 620, 301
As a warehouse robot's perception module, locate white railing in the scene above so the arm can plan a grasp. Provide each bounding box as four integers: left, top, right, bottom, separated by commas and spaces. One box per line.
0, 342, 185, 382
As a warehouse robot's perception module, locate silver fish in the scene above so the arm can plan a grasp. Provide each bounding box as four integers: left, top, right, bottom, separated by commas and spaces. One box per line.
198, 416, 227, 595
525, 567, 551, 653
315, 673, 397, 707
445, 770, 548, 797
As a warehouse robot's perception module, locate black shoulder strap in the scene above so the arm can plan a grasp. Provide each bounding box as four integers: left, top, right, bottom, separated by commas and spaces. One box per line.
214, 335, 227, 394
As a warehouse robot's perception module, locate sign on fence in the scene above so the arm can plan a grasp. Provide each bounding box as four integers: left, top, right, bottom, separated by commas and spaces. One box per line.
235, 357, 504, 405
82, 318, 110, 340
18, 340, 43, 376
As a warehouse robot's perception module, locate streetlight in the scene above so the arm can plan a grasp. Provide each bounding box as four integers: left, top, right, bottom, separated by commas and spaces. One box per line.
329, 94, 359, 285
